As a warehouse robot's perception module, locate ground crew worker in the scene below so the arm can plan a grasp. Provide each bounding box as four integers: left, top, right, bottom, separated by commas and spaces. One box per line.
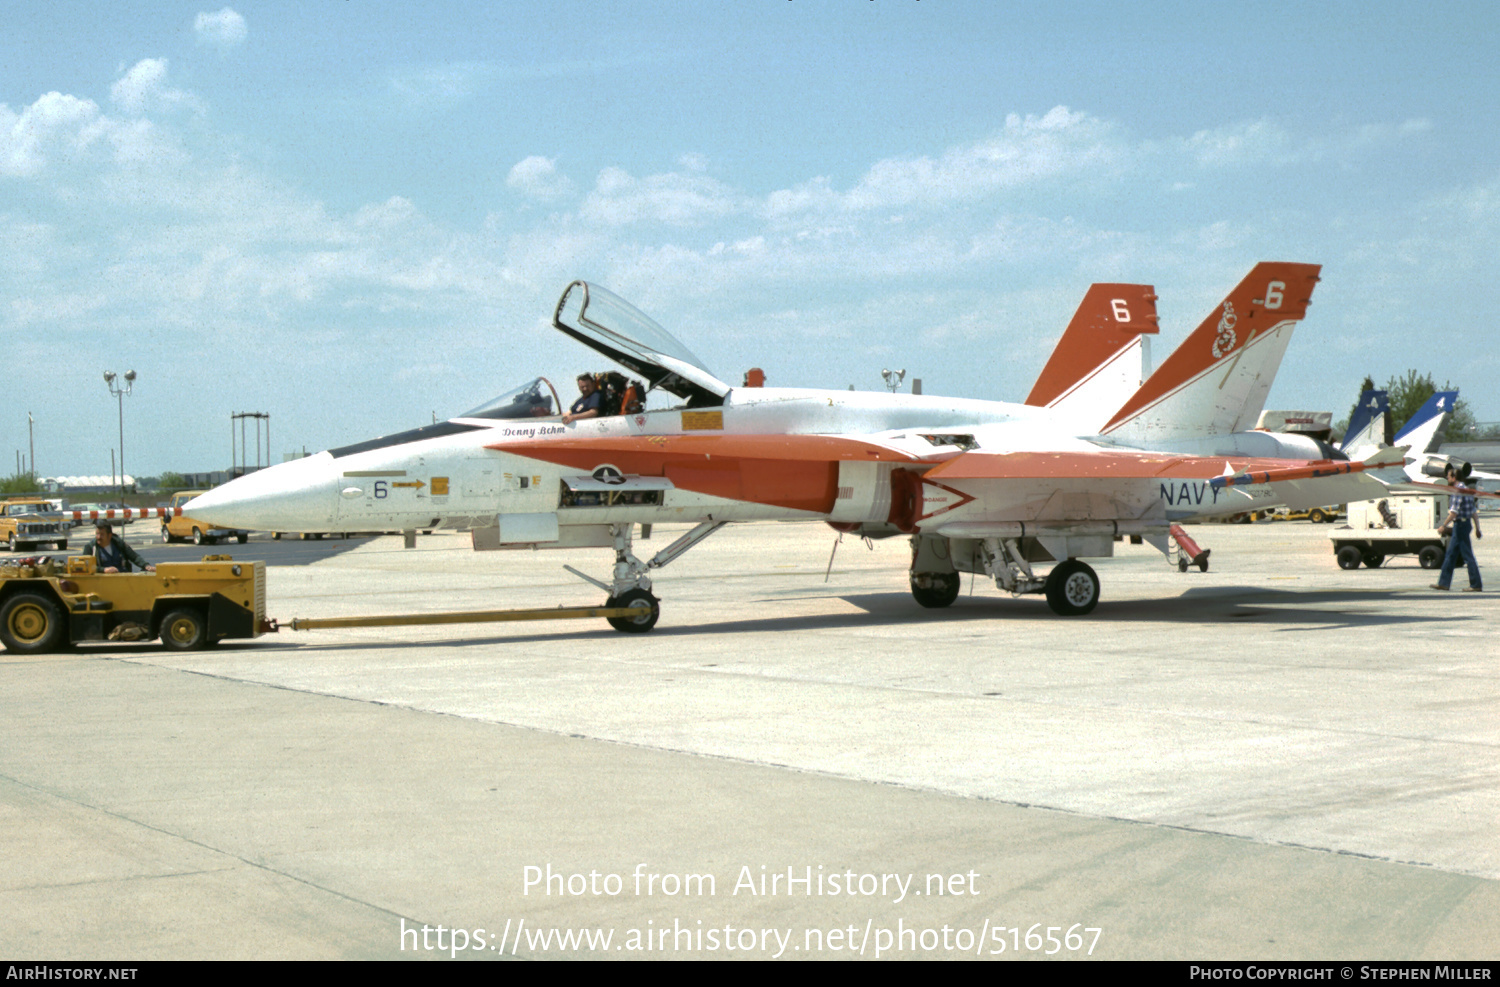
1433, 465, 1482, 592
90, 522, 156, 573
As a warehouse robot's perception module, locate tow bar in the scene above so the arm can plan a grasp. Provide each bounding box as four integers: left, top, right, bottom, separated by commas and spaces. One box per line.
269, 602, 653, 632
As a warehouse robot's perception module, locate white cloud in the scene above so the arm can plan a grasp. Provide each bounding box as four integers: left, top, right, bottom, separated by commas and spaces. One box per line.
0, 90, 180, 178
194, 8, 248, 50
0, 93, 106, 176
506, 156, 575, 201
579, 166, 745, 226
110, 59, 201, 116
1179, 119, 1297, 167
764, 177, 841, 221
842, 106, 1123, 211
1171, 116, 1433, 169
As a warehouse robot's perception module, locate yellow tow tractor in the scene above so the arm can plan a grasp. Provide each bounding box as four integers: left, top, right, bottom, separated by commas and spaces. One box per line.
0, 550, 652, 654
0, 554, 267, 654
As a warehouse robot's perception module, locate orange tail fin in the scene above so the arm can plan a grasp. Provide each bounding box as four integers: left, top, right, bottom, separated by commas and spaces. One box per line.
1100, 263, 1321, 442
1025, 284, 1159, 423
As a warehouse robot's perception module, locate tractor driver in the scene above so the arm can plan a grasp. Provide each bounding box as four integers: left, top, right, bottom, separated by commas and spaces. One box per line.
90, 522, 156, 573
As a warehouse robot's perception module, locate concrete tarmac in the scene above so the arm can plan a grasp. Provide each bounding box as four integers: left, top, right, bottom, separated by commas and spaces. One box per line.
2, 521, 1496, 960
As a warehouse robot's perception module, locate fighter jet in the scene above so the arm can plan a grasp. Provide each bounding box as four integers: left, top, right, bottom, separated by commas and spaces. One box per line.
187, 262, 1399, 625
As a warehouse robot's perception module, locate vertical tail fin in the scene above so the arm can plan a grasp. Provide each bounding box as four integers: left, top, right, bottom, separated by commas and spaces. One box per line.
1339, 389, 1388, 459
1100, 262, 1322, 442
1394, 390, 1459, 480
1025, 283, 1159, 425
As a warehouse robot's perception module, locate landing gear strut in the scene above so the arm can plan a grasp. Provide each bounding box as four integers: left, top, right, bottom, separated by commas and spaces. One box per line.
968, 536, 1102, 616
566, 521, 728, 633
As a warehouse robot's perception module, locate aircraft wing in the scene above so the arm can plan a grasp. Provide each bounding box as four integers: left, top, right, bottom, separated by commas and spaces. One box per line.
1206, 448, 1408, 511
1381, 480, 1500, 499
912, 446, 1399, 531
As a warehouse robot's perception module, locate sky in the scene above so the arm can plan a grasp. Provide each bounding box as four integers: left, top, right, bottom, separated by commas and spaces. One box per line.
4, 0, 1498, 479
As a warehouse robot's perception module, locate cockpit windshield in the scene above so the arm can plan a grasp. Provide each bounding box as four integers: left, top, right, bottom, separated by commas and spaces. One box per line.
553, 281, 731, 406
457, 377, 561, 420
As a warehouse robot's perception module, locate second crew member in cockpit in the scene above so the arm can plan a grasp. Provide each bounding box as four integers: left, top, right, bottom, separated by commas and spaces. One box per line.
563, 374, 601, 424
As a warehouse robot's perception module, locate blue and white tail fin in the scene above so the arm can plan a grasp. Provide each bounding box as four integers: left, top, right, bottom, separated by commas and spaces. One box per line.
1395, 391, 1459, 481
1339, 389, 1388, 460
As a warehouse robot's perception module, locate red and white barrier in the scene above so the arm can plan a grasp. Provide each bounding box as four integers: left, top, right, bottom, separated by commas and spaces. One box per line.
66, 508, 181, 522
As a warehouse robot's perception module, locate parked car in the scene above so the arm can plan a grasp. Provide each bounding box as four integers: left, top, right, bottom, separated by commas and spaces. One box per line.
162, 490, 249, 545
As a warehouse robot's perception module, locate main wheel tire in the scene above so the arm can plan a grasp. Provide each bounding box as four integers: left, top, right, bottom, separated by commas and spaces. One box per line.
910, 571, 960, 609
606, 588, 659, 633
0, 593, 65, 654
1418, 545, 1444, 569
272, 532, 282, 540
159, 608, 207, 651
1336, 545, 1363, 570
56, 541, 67, 552
1362, 553, 1385, 569
1044, 560, 1100, 616
236, 533, 248, 544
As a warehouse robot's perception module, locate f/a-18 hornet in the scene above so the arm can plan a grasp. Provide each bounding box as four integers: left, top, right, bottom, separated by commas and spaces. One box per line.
188, 263, 1401, 627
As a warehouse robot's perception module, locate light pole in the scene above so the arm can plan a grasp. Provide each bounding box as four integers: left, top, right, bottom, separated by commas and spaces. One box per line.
27, 412, 34, 484
103, 370, 136, 504
881, 368, 906, 393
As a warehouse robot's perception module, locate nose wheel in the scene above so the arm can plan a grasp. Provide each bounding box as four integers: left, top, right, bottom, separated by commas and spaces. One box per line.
605, 588, 659, 633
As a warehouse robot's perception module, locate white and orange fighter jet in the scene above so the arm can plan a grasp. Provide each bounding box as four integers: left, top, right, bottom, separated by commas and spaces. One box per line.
187, 263, 1401, 625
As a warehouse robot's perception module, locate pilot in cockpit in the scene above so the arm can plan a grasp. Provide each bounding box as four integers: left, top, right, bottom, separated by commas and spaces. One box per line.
563, 374, 602, 424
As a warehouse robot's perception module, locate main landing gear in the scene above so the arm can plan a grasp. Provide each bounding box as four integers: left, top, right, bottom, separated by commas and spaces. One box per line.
1043, 560, 1100, 617
567, 521, 728, 633
908, 534, 1101, 616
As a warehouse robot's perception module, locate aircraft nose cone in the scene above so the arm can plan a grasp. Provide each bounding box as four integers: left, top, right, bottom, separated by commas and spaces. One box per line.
186, 454, 338, 531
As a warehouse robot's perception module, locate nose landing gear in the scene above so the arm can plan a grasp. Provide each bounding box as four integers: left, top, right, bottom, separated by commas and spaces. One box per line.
566, 521, 728, 633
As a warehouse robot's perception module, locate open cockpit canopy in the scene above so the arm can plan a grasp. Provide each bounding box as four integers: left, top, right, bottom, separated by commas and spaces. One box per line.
552, 281, 730, 406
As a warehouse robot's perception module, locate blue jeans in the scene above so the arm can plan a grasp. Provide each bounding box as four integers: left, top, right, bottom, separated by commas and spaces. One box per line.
1438, 519, 1482, 589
